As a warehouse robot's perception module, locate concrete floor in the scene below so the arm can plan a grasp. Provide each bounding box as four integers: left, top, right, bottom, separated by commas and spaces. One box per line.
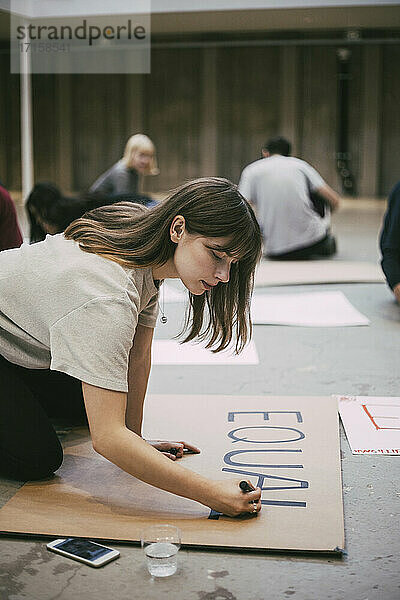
1, 199, 400, 600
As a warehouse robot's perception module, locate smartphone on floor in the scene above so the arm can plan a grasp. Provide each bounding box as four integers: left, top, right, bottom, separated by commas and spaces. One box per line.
47, 538, 120, 567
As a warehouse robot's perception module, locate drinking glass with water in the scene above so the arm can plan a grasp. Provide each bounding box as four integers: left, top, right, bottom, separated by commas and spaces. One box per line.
141, 524, 181, 577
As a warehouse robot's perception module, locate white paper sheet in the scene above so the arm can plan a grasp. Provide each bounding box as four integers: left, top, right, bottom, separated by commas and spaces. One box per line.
251, 291, 370, 327
153, 339, 259, 365
255, 260, 385, 287
338, 395, 400, 455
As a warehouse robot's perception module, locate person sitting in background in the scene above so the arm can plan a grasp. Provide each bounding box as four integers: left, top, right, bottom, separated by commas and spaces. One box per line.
0, 182, 23, 250
26, 183, 157, 244
380, 180, 400, 304
238, 136, 341, 260
89, 133, 159, 198
26, 183, 87, 243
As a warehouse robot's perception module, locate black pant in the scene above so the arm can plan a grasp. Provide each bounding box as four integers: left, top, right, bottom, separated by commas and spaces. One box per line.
267, 233, 337, 261
0, 354, 86, 481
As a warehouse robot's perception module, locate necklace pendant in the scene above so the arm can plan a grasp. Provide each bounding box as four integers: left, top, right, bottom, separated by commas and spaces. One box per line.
160, 315, 168, 324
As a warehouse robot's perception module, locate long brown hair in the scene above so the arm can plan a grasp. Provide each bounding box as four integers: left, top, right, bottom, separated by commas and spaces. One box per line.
64, 177, 262, 353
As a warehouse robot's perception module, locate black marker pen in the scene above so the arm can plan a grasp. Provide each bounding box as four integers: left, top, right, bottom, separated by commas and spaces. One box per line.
168, 447, 197, 456
239, 480, 255, 493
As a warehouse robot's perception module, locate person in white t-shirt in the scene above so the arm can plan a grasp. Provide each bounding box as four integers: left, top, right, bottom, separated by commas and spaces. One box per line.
238, 136, 341, 260
0, 177, 263, 518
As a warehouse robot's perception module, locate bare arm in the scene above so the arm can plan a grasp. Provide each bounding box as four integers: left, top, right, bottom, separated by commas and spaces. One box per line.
125, 323, 153, 435
125, 324, 199, 459
315, 184, 341, 212
81, 382, 261, 517
238, 169, 257, 214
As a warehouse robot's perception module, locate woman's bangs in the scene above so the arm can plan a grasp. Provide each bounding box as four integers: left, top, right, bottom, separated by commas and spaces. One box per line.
137, 141, 154, 155
219, 221, 260, 263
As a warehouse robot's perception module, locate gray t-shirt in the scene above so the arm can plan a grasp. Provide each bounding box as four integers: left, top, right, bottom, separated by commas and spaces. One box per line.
238, 155, 329, 255
90, 160, 139, 196
0, 234, 159, 392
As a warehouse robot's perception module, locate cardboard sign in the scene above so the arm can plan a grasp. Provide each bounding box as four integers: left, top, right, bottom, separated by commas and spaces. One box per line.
338, 395, 400, 455
0, 395, 344, 553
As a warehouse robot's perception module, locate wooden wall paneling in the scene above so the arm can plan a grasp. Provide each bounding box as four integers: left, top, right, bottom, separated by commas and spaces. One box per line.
344, 46, 363, 197
199, 47, 217, 178
125, 74, 145, 136
359, 46, 382, 197
0, 54, 7, 185
380, 44, 400, 196
71, 75, 126, 192
143, 48, 202, 192
56, 74, 73, 193
103, 75, 127, 172
280, 46, 300, 156
3, 66, 21, 191
9, 73, 21, 192
32, 74, 57, 185
126, 73, 148, 196
300, 46, 339, 190
72, 75, 103, 192
216, 46, 281, 185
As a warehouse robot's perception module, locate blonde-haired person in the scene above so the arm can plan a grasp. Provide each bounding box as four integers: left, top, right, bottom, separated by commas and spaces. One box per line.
0, 178, 262, 518
90, 134, 159, 198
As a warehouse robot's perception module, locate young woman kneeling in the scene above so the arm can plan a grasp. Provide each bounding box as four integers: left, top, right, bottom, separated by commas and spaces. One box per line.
0, 177, 262, 517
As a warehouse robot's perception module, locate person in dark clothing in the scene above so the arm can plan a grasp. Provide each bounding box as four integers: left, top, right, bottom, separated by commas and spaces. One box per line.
90, 134, 159, 197
26, 183, 158, 244
380, 181, 400, 304
0, 184, 23, 250
26, 183, 84, 243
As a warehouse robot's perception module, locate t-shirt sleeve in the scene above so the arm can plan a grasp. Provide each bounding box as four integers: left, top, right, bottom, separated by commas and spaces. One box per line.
301, 162, 326, 192
138, 291, 159, 328
238, 167, 255, 206
50, 296, 137, 392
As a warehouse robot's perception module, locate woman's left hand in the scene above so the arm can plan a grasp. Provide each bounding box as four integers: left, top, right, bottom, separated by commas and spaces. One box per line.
146, 440, 200, 460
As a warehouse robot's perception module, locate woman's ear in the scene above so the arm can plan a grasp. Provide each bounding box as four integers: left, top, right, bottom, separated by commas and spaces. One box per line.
170, 215, 186, 243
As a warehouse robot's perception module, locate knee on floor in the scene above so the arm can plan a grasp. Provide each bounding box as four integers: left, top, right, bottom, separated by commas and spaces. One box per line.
0, 445, 63, 481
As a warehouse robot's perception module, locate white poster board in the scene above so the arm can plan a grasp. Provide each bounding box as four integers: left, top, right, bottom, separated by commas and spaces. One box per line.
255, 260, 384, 287
338, 395, 400, 455
251, 291, 370, 327
153, 340, 259, 365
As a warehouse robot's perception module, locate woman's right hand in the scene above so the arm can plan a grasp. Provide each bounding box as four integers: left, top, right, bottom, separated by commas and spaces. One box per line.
82, 383, 262, 517
206, 479, 262, 517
